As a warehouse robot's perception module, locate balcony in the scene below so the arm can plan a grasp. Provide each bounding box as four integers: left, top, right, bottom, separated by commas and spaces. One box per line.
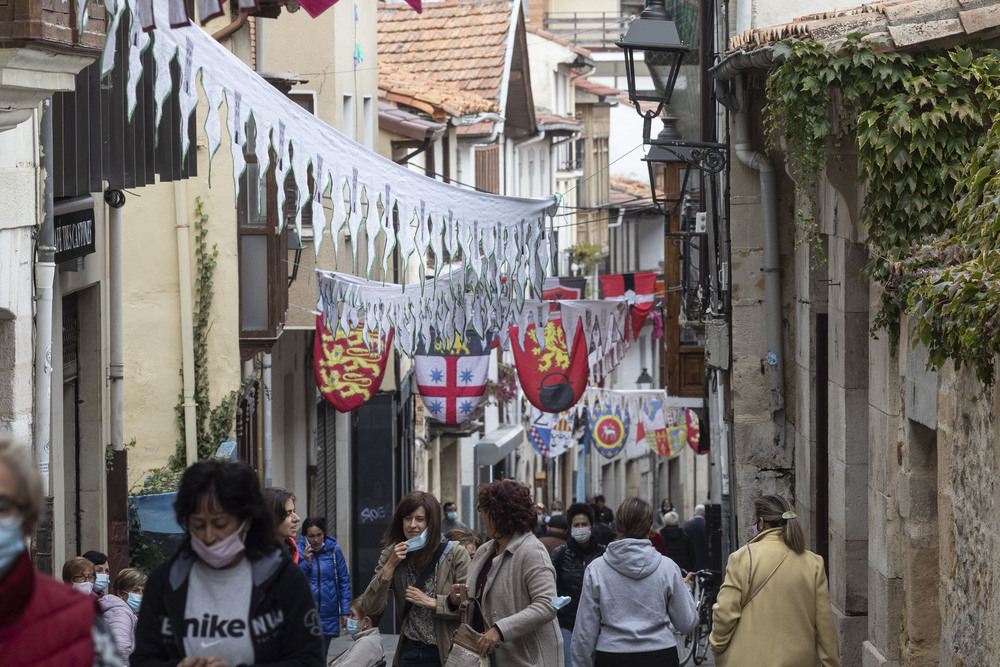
543, 12, 632, 52
0, 0, 104, 131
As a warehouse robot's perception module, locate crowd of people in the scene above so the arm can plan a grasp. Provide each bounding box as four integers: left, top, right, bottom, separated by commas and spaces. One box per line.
0, 435, 840, 666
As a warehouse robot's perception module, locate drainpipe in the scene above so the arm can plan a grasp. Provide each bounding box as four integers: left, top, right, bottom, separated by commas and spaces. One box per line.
262, 352, 273, 487
174, 182, 198, 465
733, 79, 784, 419
36, 99, 55, 496
107, 188, 125, 457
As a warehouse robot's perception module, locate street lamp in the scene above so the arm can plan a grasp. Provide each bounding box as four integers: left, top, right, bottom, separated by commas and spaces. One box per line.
636, 368, 654, 390
642, 116, 694, 217
616, 0, 690, 121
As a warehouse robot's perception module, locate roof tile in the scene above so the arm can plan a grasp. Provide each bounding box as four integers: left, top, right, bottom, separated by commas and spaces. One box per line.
887, 16, 963, 43
959, 4, 1000, 32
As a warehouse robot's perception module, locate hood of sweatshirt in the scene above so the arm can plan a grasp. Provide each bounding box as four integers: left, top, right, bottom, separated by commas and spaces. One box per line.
603, 538, 663, 579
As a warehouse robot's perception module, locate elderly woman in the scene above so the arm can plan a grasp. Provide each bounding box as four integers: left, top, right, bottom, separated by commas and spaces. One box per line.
359, 490, 470, 666
710, 495, 840, 666
98, 567, 147, 660
0, 439, 124, 666
62, 556, 98, 595
457, 479, 562, 665
571, 498, 697, 667
132, 459, 323, 666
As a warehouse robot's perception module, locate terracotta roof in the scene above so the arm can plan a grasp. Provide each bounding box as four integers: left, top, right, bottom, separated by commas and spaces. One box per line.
377, 0, 515, 108
524, 24, 593, 59
609, 176, 653, 207
455, 121, 497, 136
378, 100, 447, 141
535, 111, 582, 133
575, 77, 623, 100
727, 0, 1000, 54
379, 66, 498, 118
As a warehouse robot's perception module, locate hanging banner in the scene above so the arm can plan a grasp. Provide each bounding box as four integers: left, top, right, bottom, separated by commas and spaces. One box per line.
510, 320, 588, 414
639, 399, 671, 456
414, 331, 492, 425
313, 315, 393, 412
588, 402, 631, 460
600, 272, 658, 338
687, 408, 706, 454
542, 276, 586, 310
528, 407, 575, 459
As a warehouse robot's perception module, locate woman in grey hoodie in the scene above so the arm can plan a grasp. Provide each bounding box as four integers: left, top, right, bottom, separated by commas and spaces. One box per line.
570, 498, 698, 667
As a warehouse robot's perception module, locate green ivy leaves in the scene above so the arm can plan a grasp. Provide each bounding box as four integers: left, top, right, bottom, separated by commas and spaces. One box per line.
765, 38, 1000, 385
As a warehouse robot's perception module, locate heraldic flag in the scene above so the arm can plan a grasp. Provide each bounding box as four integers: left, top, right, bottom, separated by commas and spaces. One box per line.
529, 406, 575, 458
314, 315, 394, 412
510, 319, 589, 414
415, 331, 492, 425
600, 272, 658, 338
588, 402, 631, 460
542, 276, 586, 301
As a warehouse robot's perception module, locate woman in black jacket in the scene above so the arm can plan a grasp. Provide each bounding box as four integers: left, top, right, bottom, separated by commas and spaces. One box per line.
551, 502, 606, 667
659, 511, 696, 573
131, 460, 323, 667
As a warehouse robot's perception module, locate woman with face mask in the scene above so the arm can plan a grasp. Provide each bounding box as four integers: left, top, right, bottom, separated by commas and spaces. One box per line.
329, 598, 384, 667
131, 459, 323, 667
97, 567, 147, 661
297, 516, 352, 660
550, 503, 606, 667
0, 439, 125, 666
358, 490, 470, 666
709, 495, 840, 666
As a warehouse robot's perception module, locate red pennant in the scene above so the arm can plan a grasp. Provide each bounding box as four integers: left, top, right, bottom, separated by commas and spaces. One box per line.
600, 272, 657, 338
510, 319, 588, 413
313, 315, 393, 412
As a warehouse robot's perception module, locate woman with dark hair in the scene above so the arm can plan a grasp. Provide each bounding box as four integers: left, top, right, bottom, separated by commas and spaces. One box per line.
263, 486, 301, 564
456, 479, 562, 665
710, 495, 840, 666
359, 490, 470, 666
131, 459, 323, 667
551, 502, 606, 666
571, 498, 697, 667
297, 516, 352, 659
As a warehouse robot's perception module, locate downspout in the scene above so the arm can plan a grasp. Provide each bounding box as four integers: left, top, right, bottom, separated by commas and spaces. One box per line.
36, 99, 55, 496
174, 182, 198, 465
107, 188, 125, 459
733, 80, 784, 421
262, 352, 273, 487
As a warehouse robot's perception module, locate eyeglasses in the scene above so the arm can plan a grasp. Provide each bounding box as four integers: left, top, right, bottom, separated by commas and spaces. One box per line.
72, 574, 97, 583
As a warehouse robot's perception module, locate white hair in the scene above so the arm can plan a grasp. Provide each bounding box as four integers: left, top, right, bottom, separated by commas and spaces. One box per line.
695, 504, 705, 516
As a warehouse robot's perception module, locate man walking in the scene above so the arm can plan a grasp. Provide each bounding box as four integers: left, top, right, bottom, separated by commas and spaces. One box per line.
682, 504, 709, 571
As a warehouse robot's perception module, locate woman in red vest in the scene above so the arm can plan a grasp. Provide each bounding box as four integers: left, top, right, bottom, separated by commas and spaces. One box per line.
0, 439, 124, 666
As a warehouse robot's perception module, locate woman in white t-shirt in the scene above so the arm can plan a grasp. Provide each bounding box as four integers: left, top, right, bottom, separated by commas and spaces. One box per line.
131, 459, 323, 667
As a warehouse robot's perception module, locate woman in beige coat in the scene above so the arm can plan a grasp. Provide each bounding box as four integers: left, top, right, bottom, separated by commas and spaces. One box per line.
359, 491, 470, 666
710, 495, 840, 667
456, 479, 563, 665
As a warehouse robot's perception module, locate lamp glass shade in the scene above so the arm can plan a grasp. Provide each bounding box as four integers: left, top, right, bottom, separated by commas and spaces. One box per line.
616, 10, 691, 107
636, 368, 654, 390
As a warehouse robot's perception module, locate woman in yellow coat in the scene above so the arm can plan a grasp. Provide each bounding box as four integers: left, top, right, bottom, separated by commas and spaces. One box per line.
710, 495, 840, 667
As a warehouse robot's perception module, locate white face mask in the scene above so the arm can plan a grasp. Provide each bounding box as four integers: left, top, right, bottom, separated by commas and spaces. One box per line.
73, 581, 94, 596
571, 527, 591, 543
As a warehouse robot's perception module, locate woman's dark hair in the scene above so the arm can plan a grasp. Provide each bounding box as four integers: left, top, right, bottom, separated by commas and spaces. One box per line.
302, 517, 327, 537
382, 491, 442, 573
565, 502, 594, 527
174, 459, 276, 560
262, 487, 296, 533
615, 497, 654, 540
82, 550, 108, 567
754, 495, 805, 553
476, 480, 535, 538
445, 527, 484, 550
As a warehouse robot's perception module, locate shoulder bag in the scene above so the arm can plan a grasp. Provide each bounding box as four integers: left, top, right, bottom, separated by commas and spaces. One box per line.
443, 586, 490, 667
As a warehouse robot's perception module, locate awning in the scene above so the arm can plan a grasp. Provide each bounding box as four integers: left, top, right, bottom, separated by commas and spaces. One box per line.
475, 424, 523, 468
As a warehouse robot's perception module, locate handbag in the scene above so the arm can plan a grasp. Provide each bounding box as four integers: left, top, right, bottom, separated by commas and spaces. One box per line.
443, 587, 491, 667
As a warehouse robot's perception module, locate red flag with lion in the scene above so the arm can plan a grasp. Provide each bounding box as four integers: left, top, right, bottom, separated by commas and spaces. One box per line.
314, 315, 394, 412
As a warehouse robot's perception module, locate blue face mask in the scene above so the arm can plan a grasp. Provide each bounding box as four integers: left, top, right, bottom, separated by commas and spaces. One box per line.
94, 573, 110, 592
126, 592, 142, 613
346, 618, 360, 636
446, 512, 457, 522
0, 516, 25, 574
405, 528, 428, 552
550, 596, 571, 610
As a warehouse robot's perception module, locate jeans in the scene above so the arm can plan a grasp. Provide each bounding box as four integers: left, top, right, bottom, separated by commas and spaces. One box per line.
399, 637, 441, 667
561, 627, 573, 666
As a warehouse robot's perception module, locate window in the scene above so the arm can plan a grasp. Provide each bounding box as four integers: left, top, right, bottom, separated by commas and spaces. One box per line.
238, 116, 289, 359
363, 95, 374, 149
343, 94, 355, 140
475, 145, 500, 194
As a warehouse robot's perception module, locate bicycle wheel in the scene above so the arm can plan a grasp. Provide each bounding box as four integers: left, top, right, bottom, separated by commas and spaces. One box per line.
676, 622, 698, 666
692, 617, 712, 664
